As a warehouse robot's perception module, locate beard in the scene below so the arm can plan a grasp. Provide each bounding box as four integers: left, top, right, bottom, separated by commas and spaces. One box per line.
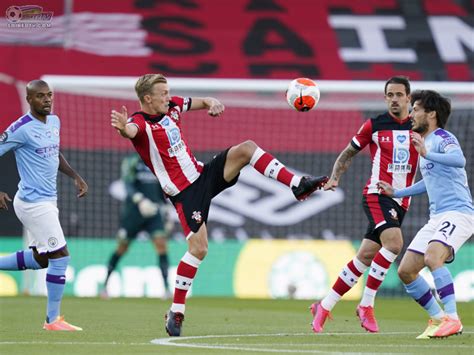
412, 121, 428, 134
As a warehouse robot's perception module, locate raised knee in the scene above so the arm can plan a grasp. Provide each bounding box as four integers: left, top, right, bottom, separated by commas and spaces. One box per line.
239, 140, 258, 159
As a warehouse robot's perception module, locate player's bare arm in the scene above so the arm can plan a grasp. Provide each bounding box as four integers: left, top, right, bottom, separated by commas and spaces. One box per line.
376, 181, 395, 197
0, 191, 12, 210
324, 143, 359, 191
410, 131, 427, 157
59, 152, 88, 198
111, 106, 138, 138
191, 97, 225, 117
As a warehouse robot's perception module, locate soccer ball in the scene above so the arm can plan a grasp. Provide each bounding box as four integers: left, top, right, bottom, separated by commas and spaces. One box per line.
286, 78, 320, 112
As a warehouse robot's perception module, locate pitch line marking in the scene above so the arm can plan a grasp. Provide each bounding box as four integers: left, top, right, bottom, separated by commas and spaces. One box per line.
151, 331, 473, 353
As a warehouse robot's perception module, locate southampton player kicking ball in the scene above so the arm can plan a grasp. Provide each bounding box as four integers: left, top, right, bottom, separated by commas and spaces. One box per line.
110, 74, 328, 336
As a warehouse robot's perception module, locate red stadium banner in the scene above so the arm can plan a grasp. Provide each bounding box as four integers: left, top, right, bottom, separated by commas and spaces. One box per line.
0, 0, 472, 82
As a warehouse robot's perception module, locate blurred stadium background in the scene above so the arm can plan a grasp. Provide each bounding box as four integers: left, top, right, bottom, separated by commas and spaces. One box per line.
0, 0, 473, 303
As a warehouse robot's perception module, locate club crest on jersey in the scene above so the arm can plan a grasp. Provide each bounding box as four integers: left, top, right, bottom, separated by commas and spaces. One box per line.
397, 135, 406, 143
388, 208, 398, 220
161, 118, 170, 126
0, 132, 7, 144
191, 211, 202, 224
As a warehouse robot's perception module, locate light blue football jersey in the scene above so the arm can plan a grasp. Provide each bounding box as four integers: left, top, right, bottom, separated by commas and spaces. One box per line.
395, 128, 473, 216
0, 113, 60, 202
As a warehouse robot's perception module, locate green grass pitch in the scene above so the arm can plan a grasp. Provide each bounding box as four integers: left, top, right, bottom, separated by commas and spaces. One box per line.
0, 296, 472, 354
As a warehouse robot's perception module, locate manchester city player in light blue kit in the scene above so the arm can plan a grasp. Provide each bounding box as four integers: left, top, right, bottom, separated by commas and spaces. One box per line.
378, 90, 473, 340
0, 80, 88, 331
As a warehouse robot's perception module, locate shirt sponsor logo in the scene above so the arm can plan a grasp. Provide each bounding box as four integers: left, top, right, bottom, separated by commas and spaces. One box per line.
388, 147, 412, 173
167, 141, 185, 157
35, 144, 60, 158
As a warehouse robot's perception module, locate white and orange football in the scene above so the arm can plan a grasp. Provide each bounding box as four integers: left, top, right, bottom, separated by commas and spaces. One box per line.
286, 78, 320, 112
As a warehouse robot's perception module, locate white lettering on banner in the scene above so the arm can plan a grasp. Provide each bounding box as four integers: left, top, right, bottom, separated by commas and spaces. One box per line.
429, 17, 474, 62
329, 15, 417, 62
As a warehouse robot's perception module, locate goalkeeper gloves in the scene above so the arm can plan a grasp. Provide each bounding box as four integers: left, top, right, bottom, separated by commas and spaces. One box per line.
132, 192, 159, 218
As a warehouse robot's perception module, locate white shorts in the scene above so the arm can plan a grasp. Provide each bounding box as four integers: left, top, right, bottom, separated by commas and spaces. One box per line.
407, 211, 474, 263
13, 194, 66, 254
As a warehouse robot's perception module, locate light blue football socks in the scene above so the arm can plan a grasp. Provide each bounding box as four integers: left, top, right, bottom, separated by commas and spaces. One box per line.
0, 249, 42, 270
46, 256, 69, 323
405, 275, 444, 319
432, 266, 458, 319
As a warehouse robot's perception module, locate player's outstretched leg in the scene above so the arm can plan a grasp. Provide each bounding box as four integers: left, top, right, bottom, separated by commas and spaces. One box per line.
248, 146, 328, 200
0, 249, 43, 270
292, 175, 329, 201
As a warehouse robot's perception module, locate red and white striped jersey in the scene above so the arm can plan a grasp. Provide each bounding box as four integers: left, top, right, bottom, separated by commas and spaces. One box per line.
127, 96, 204, 196
351, 112, 419, 210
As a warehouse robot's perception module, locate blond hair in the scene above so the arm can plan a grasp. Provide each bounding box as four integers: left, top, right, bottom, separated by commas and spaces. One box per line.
135, 74, 167, 103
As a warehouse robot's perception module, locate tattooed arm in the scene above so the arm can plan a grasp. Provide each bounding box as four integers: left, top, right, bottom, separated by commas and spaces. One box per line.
323, 143, 359, 191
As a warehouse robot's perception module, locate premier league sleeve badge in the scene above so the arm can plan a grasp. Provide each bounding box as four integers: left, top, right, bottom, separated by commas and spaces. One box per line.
0, 131, 8, 144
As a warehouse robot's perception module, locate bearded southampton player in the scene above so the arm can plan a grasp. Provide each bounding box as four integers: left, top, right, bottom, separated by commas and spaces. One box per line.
378, 90, 473, 339
312, 76, 419, 334
111, 74, 328, 336
0, 80, 88, 331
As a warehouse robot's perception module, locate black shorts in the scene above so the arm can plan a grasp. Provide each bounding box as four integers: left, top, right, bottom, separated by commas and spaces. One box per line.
169, 148, 239, 237
362, 194, 406, 245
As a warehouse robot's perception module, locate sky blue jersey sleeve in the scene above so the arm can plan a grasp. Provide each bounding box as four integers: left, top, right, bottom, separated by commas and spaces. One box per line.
394, 179, 427, 198
0, 126, 25, 156
424, 148, 466, 168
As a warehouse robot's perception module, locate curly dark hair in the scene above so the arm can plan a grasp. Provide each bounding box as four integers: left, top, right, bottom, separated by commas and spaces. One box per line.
410, 90, 451, 128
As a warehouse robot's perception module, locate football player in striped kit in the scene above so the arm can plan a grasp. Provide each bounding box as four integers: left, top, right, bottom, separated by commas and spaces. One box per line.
111, 74, 328, 336
311, 76, 419, 333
